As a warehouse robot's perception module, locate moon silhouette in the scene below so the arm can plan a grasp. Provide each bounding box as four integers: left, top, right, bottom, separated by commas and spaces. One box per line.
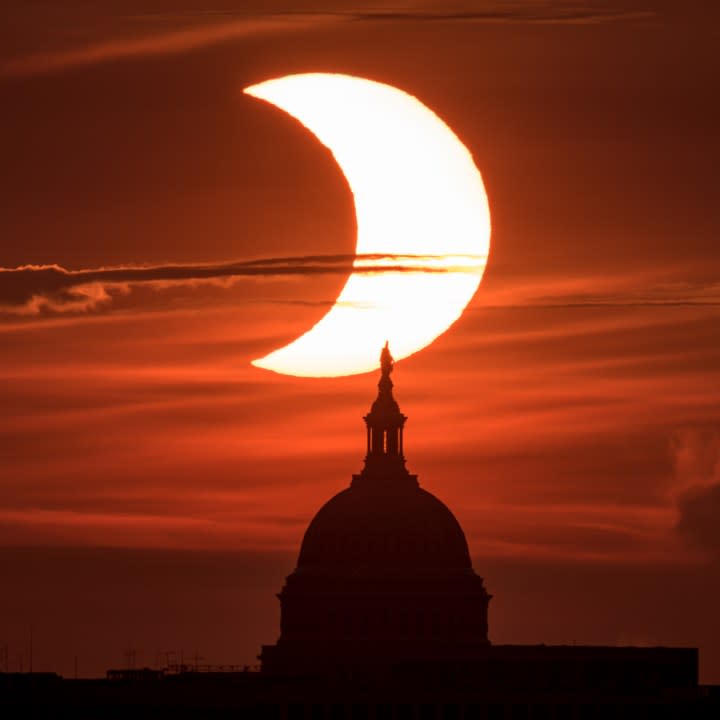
244, 74, 490, 378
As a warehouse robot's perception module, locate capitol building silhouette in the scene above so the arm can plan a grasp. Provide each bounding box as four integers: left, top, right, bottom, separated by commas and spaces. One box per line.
2, 346, 717, 718
261, 343, 491, 676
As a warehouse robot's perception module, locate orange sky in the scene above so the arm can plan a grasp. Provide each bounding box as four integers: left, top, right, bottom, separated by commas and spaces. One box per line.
1, 0, 719, 681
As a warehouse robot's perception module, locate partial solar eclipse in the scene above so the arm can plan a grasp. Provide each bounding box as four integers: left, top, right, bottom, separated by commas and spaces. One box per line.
244, 73, 490, 377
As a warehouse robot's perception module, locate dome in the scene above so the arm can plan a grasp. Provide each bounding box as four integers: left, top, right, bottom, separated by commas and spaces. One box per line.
260, 345, 492, 676
297, 483, 472, 572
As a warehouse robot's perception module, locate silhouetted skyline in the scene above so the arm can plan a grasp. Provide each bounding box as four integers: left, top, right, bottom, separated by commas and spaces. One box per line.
2, 357, 716, 716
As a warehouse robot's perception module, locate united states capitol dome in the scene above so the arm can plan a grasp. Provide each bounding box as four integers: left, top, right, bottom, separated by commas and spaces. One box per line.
297, 484, 472, 572
260, 344, 491, 676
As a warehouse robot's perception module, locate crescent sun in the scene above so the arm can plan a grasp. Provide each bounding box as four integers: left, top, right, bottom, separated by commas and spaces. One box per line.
244, 73, 491, 378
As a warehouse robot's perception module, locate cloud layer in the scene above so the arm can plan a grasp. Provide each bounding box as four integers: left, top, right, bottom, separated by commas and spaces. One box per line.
3, 252, 719, 317
1, 3, 656, 76
0, 254, 467, 315
3, 255, 719, 321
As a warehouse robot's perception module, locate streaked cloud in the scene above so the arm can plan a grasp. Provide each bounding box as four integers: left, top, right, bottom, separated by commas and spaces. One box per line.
0, 13, 338, 77
0, 254, 479, 315
1, 3, 656, 77
348, 5, 655, 26
2, 257, 718, 318
1, 271, 716, 563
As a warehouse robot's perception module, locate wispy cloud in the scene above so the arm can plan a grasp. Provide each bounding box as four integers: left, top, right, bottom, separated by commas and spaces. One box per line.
2, 255, 718, 319
482, 280, 720, 309
0, 13, 338, 77
1, 3, 656, 77
0, 254, 483, 315
347, 6, 655, 26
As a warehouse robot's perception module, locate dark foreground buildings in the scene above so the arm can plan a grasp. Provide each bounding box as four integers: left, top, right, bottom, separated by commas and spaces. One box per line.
2, 346, 718, 717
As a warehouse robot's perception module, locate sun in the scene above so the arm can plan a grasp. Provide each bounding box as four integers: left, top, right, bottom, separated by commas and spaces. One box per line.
244, 74, 490, 377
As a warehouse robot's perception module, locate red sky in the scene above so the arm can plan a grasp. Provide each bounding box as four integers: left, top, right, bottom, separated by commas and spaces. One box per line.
1, 1, 719, 680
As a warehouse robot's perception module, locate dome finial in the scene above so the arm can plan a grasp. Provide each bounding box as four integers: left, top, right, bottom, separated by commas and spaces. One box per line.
355, 341, 410, 480
380, 341, 394, 378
